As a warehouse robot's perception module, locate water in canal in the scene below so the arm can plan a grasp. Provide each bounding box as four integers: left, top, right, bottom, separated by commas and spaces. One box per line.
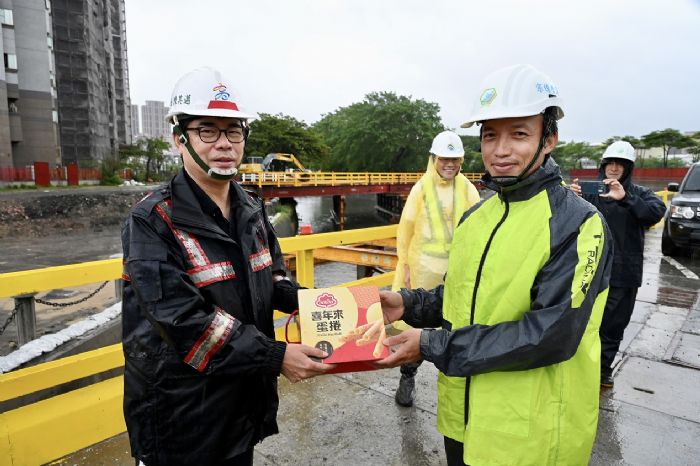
0, 194, 388, 279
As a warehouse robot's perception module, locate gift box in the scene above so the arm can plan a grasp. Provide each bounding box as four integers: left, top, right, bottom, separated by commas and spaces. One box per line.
297, 285, 389, 373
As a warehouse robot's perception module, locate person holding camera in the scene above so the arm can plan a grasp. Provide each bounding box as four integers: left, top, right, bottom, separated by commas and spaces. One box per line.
570, 140, 665, 387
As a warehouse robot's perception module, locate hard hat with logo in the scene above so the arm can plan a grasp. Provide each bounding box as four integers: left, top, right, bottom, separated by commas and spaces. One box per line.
460, 64, 565, 128
166, 67, 256, 180
166, 67, 256, 123
430, 131, 465, 158
601, 140, 636, 163
460, 64, 564, 187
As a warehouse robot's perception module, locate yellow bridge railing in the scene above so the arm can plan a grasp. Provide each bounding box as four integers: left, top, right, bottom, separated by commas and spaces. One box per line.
0, 225, 397, 466
239, 171, 483, 188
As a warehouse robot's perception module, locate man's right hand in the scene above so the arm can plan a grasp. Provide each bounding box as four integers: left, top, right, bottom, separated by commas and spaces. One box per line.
379, 290, 405, 324
570, 178, 582, 196
281, 344, 334, 383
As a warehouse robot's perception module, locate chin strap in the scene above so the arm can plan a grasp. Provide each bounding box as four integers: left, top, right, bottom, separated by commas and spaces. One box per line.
490, 133, 548, 188
173, 116, 238, 180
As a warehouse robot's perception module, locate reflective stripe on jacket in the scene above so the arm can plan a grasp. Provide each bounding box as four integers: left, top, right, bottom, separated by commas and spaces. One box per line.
401, 157, 613, 466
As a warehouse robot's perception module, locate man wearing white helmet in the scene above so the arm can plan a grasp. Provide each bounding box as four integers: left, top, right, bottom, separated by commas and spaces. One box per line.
377, 65, 613, 465
121, 67, 333, 466
391, 130, 481, 407
571, 141, 665, 387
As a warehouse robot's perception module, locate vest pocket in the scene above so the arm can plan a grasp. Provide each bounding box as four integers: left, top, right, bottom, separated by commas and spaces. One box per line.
469, 369, 534, 438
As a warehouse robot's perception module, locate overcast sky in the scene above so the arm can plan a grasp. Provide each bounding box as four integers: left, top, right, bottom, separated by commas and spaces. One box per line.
124, 0, 700, 144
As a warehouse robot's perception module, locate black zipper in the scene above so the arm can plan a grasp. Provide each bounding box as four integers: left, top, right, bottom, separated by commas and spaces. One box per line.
464, 195, 510, 425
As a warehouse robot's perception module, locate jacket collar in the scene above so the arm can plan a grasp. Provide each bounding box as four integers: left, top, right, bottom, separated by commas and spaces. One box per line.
169, 170, 261, 241
482, 156, 563, 202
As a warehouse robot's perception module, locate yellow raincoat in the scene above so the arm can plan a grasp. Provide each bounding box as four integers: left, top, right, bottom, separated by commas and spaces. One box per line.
392, 157, 480, 293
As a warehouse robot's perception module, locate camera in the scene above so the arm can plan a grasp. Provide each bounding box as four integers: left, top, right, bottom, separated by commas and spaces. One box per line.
579, 181, 609, 195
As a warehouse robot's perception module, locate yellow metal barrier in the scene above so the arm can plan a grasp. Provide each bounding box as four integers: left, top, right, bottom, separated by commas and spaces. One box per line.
240, 171, 482, 188
0, 225, 397, 298
0, 226, 397, 466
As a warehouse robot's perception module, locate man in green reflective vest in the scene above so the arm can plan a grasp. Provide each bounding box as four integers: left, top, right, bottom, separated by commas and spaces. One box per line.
377, 64, 613, 466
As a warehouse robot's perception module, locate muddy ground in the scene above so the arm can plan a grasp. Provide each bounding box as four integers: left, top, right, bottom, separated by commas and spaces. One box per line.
0, 186, 154, 356
0, 186, 153, 239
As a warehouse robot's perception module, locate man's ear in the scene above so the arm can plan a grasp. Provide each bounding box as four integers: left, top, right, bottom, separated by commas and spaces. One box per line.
172, 132, 184, 152
544, 132, 559, 154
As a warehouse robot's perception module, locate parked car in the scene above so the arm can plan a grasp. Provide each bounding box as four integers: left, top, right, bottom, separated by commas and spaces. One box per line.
662, 162, 700, 257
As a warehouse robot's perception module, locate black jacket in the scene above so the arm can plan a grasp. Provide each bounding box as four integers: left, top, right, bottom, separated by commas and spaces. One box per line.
121, 170, 298, 466
583, 161, 665, 287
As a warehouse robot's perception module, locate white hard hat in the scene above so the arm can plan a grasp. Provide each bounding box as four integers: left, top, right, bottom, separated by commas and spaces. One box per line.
602, 140, 636, 163
430, 131, 465, 158
165, 67, 256, 123
461, 64, 565, 128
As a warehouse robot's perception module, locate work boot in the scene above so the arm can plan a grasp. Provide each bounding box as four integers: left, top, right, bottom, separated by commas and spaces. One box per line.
395, 374, 416, 407
600, 367, 614, 388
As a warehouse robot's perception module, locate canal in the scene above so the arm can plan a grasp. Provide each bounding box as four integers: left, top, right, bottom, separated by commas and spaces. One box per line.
0, 193, 386, 274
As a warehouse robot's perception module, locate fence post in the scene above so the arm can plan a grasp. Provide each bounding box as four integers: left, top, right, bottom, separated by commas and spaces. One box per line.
14, 294, 37, 345
33, 161, 50, 187
114, 278, 124, 300
295, 249, 315, 288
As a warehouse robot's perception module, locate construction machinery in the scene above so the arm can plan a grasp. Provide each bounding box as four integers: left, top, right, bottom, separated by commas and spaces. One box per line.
239, 153, 309, 175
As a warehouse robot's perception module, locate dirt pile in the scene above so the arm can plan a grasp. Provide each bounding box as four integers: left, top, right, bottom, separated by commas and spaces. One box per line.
0, 186, 153, 238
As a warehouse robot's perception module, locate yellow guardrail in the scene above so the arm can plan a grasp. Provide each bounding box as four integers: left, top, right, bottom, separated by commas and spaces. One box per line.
0, 225, 397, 298
655, 189, 674, 205
0, 226, 397, 466
240, 171, 483, 187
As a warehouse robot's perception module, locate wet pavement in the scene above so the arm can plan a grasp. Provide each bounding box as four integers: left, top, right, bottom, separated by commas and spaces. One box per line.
47, 225, 700, 465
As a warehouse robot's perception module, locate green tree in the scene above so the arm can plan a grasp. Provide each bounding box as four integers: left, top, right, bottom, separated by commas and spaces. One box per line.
459, 135, 484, 173
246, 113, 330, 170
641, 129, 696, 167
550, 141, 599, 173
120, 137, 171, 182
314, 91, 445, 172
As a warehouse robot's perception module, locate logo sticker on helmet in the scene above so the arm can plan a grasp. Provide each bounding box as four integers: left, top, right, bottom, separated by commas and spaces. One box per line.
447, 143, 455, 151
212, 83, 231, 101
480, 88, 497, 107
535, 82, 558, 95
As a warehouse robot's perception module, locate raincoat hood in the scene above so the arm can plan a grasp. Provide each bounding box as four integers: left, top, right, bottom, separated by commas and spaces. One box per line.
600, 158, 634, 189
426, 155, 465, 187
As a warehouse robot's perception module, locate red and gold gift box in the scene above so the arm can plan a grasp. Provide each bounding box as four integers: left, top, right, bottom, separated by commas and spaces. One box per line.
297, 285, 388, 373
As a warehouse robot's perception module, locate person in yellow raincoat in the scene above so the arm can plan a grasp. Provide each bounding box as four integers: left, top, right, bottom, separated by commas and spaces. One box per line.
392, 130, 480, 407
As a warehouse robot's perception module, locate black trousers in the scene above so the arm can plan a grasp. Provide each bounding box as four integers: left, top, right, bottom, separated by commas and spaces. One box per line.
599, 286, 638, 370
136, 449, 253, 466
444, 436, 468, 466
400, 360, 422, 376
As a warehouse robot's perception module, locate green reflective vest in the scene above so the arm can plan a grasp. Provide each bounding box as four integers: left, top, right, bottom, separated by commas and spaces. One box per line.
438, 188, 608, 466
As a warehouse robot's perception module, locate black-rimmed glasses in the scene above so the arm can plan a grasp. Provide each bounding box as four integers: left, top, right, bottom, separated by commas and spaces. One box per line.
186, 126, 246, 144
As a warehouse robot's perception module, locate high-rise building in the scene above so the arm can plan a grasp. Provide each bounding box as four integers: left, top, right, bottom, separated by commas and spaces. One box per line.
141, 100, 169, 141
130, 103, 140, 139
0, 0, 60, 168
51, 0, 131, 164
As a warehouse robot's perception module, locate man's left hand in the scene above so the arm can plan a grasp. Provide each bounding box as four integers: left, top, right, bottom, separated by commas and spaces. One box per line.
600, 178, 626, 200
374, 329, 422, 368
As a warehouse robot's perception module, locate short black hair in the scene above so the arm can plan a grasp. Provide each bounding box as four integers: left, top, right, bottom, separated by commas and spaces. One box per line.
172, 114, 196, 134
542, 106, 559, 140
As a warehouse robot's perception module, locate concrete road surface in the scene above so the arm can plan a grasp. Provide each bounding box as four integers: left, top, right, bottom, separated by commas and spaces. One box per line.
55, 226, 700, 466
